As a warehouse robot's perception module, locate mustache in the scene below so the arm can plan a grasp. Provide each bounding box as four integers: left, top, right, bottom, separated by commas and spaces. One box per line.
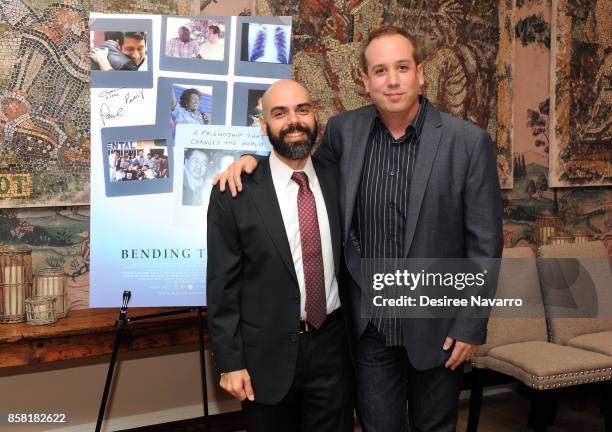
279, 123, 312, 139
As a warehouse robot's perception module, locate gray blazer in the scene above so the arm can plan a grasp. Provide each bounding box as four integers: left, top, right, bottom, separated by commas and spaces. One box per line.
315, 103, 503, 370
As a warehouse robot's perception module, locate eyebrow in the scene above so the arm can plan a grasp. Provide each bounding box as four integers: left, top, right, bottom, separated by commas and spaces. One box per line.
270, 102, 313, 112
369, 58, 414, 69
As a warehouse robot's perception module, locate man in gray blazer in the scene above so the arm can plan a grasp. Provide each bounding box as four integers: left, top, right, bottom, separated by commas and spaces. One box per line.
217, 25, 503, 432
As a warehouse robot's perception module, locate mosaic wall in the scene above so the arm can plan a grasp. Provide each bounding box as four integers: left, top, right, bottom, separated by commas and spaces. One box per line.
198, 0, 251, 15
254, 0, 515, 189
90, 0, 180, 14
549, 0, 611, 187
0, 1, 90, 208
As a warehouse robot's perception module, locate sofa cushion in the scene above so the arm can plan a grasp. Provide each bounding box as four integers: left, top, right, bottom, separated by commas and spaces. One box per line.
476, 247, 548, 357
568, 331, 612, 356
538, 241, 612, 344
476, 340, 612, 390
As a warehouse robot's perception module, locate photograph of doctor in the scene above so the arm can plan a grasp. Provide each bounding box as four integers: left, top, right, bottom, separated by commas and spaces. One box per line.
207, 79, 353, 432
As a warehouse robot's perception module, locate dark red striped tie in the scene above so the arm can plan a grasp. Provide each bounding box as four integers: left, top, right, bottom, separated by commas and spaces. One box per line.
291, 171, 326, 329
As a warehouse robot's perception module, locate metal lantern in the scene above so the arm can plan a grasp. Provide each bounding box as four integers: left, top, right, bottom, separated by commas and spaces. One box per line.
33, 267, 68, 318
0, 246, 32, 323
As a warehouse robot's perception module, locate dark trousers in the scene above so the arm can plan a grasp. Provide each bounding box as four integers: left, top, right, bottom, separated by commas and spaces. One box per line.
355, 323, 463, 432
241, 318, 354, 432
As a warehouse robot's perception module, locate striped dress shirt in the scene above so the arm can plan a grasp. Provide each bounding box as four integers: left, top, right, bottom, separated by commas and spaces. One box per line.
355, 97, 428, 345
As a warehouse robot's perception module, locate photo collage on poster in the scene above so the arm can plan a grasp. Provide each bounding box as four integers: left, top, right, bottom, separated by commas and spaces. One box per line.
92, 15, 291, 199
90, 14, 292, 307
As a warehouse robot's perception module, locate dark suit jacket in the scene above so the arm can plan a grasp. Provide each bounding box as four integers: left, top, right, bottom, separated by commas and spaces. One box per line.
316, 103, 504, 371
207, 156, 346, 405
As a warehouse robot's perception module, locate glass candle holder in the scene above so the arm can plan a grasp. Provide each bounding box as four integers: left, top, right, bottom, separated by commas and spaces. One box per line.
25, 296, 57, 325
33, 268, 68, 318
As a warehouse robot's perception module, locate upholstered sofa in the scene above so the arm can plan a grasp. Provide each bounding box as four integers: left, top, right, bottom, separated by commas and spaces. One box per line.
467, 243, 612, 431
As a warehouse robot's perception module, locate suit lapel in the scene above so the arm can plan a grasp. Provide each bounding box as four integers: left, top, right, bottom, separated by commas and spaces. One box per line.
313, 159, 341, 277
403, 105, 443, 256
247, 158, 299, 285
344, 105, 377, 240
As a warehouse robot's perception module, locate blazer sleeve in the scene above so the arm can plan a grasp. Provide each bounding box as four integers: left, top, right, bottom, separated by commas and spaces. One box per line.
206, 188, 246, 373
448, 130, 504, 345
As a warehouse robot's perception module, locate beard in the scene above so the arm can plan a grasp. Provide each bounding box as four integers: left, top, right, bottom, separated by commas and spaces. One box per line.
267, 120, 318, 160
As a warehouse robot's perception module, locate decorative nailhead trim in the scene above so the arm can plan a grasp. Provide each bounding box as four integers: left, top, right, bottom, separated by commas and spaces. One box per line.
527, 369, 612, 389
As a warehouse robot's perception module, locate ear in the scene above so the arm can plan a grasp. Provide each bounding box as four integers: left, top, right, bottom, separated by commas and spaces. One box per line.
416, 62, 425, 88
361, 71, 370, 95
258, 115, 268, 135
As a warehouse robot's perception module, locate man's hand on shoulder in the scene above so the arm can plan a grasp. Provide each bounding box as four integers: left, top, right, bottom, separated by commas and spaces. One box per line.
212, 155, 258, 197
219, 369, 255, 401
443, 337, 476, 370
90, 47, 112, 71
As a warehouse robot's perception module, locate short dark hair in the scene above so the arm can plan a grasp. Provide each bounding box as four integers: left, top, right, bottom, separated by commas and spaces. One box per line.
208, 25, 220, 35
104, 32, 124, 43
359, 25, 420, 74
179, 88, 201, 109
121, 31, 147, 46
184, 148, 209, 161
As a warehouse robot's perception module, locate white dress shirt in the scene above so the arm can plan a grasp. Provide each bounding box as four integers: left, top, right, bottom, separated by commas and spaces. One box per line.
269, 151, 340, 319
198, 41, 225, 61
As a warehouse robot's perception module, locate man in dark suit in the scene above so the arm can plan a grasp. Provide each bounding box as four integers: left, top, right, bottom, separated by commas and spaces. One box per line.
216, 26, 503, 432
207, 80, 353, 432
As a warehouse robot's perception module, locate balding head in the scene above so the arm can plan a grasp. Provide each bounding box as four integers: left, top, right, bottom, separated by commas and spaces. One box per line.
260, 80, 312, 119
258, 80, 318, 163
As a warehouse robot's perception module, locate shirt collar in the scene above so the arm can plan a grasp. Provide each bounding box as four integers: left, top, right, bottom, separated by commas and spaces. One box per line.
269, 150, 316, 189
374, 96, 428, 142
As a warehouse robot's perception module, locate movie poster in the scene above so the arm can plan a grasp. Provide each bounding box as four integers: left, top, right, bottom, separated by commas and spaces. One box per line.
90, 14, 291, 307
